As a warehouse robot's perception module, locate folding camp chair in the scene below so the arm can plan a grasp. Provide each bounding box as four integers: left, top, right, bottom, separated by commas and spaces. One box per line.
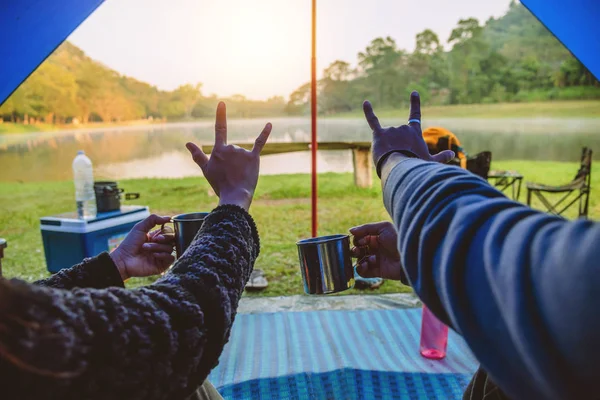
488, 170, 523, 201
466, 151, 492, 180
526, 147, 592, 219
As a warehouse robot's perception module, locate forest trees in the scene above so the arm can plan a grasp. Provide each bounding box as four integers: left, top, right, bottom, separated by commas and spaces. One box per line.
1, 2, 598, 124
286, 2, 599, 115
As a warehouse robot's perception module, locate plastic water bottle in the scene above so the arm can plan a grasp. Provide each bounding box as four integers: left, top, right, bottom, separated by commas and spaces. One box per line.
72, 150, 97, 219
419, 304, 448, 360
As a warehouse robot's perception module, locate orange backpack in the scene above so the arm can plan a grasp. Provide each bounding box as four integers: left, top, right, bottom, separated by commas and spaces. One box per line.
423, 127, 467, 168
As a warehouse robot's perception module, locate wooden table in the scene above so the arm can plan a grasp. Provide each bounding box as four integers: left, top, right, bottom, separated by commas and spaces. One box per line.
202, 141, 373, 188
488, 170, 524, 200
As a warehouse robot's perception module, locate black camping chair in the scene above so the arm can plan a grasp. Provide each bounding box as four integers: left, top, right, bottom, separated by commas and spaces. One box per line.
466, 151, 492, 180
526, 147, 593, 219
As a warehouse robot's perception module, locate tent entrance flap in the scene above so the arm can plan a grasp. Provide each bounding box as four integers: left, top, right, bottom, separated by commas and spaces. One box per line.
0, 0, 105, 105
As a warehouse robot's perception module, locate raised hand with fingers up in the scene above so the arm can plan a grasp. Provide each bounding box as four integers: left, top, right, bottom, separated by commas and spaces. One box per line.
185, 102, 272, 211
363, 91, 455, 177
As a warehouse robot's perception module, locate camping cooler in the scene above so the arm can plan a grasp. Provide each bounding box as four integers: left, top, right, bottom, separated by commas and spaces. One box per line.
40, 205, 150, 273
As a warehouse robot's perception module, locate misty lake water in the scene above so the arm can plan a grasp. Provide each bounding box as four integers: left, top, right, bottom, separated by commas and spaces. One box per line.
1, 117, 600, 182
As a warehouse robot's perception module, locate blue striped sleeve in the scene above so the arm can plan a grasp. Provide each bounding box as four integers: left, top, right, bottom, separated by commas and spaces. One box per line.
382, 158, 600, 399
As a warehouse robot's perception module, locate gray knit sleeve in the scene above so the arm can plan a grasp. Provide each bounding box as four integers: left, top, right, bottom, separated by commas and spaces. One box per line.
35, 252, 124, 289
0, 204, 259, 400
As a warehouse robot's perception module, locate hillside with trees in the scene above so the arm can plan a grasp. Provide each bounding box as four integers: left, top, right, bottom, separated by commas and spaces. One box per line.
1, 1, 598, 126
288, 1, 600, 115
0, 42, 285, 125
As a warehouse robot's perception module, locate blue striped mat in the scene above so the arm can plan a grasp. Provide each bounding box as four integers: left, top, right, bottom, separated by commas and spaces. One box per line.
208, 308, 478, 399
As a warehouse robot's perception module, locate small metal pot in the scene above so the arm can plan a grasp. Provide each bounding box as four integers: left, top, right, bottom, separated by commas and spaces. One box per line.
94, 181, 140, 213
172, 212, 209, 258
297, 234, 355, 295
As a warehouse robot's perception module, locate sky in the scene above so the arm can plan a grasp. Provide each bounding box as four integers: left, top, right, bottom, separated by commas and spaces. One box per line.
68, 0, 513, 100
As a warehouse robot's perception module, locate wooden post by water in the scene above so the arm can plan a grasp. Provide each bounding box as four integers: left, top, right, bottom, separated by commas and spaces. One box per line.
352, 148, 373, 188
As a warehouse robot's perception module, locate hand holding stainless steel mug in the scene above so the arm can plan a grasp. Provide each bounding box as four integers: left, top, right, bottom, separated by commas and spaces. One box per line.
349, 221, 407, 284
110, 214, 176, 281
185, 102, 272, 211
297, 234, 355, 295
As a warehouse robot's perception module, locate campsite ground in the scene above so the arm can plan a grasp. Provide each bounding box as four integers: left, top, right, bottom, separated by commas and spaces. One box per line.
1, 160, 597, 296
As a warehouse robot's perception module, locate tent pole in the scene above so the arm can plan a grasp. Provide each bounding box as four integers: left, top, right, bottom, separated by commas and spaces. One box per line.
311, 0, 318, 237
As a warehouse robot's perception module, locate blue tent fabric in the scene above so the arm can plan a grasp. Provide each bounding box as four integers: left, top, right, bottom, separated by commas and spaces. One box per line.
521, 0, 600, 80
0, 0, 105, 104
216, 371, 473, 400
208, 308, 478, 399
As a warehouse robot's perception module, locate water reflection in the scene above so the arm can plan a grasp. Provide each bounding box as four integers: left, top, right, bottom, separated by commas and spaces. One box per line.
97, 150, 352, 179
1, 117, 599, 182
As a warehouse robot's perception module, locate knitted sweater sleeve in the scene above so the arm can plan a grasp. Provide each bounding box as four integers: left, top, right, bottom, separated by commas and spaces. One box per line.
0, 204, 259, 400
34, 252, 125, 289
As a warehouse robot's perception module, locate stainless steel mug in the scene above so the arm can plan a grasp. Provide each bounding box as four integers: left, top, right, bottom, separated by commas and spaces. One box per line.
172, 212, 209, 258
296, 234, 355, 295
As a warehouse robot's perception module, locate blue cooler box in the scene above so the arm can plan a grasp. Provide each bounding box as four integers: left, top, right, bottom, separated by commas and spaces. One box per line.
40, 205, 150, 273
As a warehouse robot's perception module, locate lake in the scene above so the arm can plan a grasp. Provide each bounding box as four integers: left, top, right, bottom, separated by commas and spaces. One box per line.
1, 117, 600, 182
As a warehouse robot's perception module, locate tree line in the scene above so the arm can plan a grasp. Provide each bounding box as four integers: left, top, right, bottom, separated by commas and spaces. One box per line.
287, 1, 599, 115
1, 2, 598, 125
0, 42, 286, 125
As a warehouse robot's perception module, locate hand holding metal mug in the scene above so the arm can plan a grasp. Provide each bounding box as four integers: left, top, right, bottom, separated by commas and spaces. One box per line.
349, 221, 407, 284
110, 214, 176, 281
170, 212, 209, 258
297, 234, 355, 295
158, 212, 209, 259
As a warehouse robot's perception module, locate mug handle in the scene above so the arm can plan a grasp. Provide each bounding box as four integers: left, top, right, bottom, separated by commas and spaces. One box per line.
351, 241, 371, 263
159, 221, 175, 238
158, 221, 176, 259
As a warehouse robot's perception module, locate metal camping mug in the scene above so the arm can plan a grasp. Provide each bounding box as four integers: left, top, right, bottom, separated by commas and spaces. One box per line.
296, 234, 355, 295
171, 212, 209, 258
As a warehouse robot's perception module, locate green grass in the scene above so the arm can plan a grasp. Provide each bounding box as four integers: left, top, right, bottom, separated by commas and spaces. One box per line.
1, 161, 598, 297
329, 100, 600, 119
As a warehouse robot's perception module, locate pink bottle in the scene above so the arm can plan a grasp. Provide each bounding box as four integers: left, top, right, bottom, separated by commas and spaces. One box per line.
419, 304, 448, 360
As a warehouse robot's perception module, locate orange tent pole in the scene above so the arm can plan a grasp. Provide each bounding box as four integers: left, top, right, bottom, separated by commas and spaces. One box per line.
311, 0, 318, 237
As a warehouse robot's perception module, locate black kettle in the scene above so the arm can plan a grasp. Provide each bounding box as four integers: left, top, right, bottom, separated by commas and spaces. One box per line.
94, 181, 140, 213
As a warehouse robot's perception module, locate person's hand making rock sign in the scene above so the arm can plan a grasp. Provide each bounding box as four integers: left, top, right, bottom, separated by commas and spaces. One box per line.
185, 102, 272, 211
363, 91, 455, 177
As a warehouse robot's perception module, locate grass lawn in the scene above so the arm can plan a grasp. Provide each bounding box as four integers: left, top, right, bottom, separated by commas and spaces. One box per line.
330, 100, 600, 119
1, 160, 597, 297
